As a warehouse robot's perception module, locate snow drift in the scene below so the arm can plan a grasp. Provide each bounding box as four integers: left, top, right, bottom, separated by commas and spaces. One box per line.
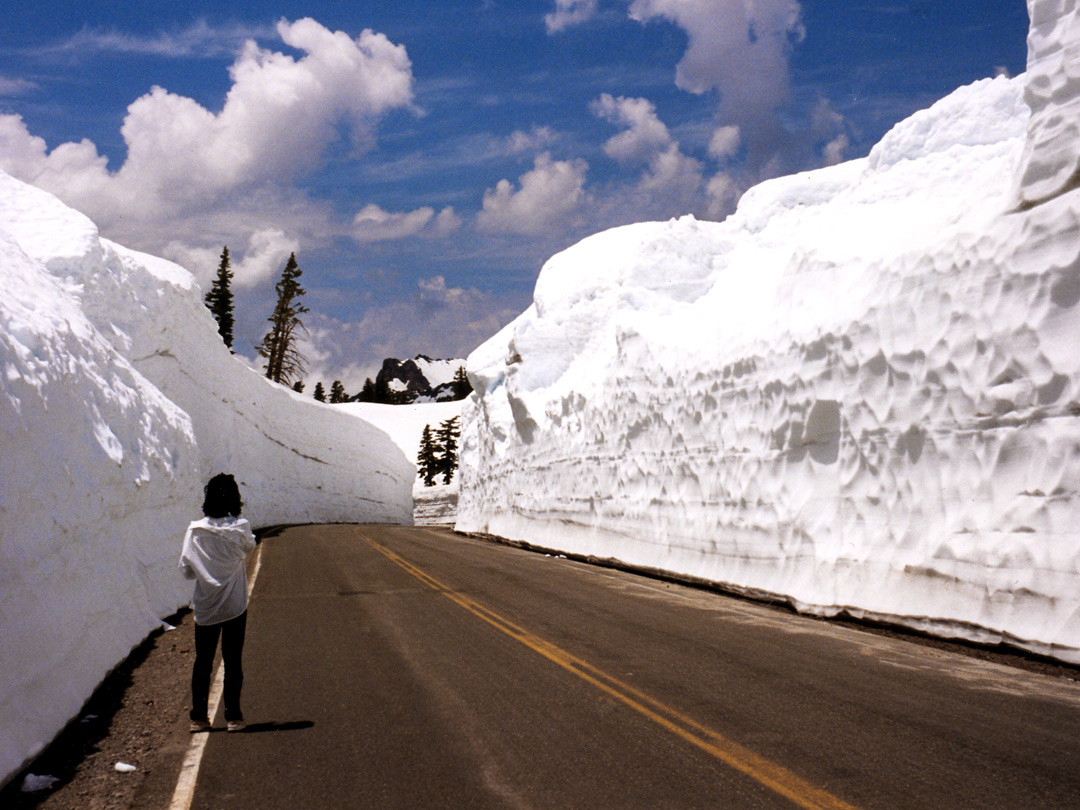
459, 0, 1080, 664
0, 172, 412, 785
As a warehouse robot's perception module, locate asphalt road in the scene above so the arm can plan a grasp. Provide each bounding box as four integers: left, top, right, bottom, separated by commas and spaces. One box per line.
188, 524, 1080, 810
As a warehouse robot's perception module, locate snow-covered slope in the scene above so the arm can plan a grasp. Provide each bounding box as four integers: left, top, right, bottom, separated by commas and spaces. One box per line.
459, 1, 1080, 664
414, 356, 463, 389
0, 172, 413, 785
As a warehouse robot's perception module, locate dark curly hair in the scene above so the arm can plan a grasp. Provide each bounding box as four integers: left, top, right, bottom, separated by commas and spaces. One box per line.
202, 473, 243, 519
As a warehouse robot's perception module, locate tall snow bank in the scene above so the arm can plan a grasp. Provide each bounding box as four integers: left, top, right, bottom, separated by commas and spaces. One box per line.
0, 171, 412, 786
459, 62, 1080, 663
1015, 0, 1080, 206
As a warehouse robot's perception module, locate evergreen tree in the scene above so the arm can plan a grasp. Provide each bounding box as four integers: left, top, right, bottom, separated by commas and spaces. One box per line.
256, 252, 308, 386
435, 416, 461, 485
292, 380, 305, 393
329, 380, 347, 403
204, 246, 235, 350
313, 381, 326, 402
356, 378, 376, 402
451, 366, 472, 400
373, 375, 393, 404
417, 424, 439, 486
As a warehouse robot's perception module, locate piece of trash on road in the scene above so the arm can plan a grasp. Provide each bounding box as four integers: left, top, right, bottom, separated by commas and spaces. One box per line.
21, 773, 59, 792
114, 762, 137, 773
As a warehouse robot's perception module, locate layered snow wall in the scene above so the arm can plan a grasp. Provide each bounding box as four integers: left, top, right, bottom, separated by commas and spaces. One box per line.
1016, 0, 1080, 206
0, 171, 413, 785
459, 1, 1080, 664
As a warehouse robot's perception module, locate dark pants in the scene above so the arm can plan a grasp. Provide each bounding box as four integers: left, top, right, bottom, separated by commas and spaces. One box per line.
190, 610, 247, 723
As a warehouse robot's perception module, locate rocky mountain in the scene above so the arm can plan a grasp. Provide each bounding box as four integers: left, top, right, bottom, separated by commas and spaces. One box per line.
359, 355, 471, 403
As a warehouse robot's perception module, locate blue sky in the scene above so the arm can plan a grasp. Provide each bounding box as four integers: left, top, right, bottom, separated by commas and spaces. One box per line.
0, 1, 1028, 390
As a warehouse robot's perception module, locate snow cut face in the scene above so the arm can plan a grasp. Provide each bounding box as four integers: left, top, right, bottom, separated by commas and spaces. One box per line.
1015, 0, 1080, 205
458, 71, 1080, 665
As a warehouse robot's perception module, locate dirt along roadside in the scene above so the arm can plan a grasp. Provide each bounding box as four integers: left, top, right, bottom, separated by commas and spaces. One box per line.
0, 608, 200, 810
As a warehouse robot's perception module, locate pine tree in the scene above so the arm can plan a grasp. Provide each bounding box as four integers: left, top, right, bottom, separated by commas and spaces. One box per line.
292, 380, 305, 393
329, 380, 347, 403
435, 416, 461, 485
451, 366, 472, 400
357, 378, 376, 402
373, 375, 393, 404
256, 252, 308, 386
204, 246, 235, 350
313, 381, 326, 402
417, 424, 439, 486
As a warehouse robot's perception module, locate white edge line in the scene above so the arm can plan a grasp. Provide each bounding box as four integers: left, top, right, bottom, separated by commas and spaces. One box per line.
168, 543, 264, 810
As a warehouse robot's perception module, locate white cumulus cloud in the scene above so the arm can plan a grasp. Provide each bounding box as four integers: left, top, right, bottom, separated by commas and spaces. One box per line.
708, 125, 741, 160
477, 152, 589, 234
591, 94, 703, 201
0, 18, 415, 274
591, 94, 673, 163
163, 228, 299, 289
628, 0, 803, 132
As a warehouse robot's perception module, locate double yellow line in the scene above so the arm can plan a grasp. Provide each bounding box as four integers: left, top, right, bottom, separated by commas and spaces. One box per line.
359, 531, 860, 810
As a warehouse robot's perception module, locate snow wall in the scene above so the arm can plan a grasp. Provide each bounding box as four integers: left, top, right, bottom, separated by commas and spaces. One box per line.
0, 171, 413, 786
459, 0, 1080, 665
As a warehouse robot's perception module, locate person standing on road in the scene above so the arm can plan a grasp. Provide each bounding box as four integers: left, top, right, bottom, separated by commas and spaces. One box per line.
179, 473, 257, 733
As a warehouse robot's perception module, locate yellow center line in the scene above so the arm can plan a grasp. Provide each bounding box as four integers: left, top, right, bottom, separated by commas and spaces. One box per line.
358, 530, 861, 810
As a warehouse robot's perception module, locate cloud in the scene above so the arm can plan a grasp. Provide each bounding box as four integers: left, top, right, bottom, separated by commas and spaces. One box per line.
708, 125, 741, 160
352, 204, 463, 241
234, 229, 302, 287
0, 18, 415, 263
353, 204, 435, 241
117, 19, 414, 198
505, 126, 559, 155
619, 0, 854, 218
42, 19, 274, 59
0, 77, 37, 97
640, 144, 704, 199
433, 207, 463, 235
163, 228, 299, 289
545, 0, 599, 33
822, 133, 849, 166
705, 171, 741, 218
628, 0, 803, 139
477, 152, 589, 234
591, 94, 703, 201
591, 94, 673, 163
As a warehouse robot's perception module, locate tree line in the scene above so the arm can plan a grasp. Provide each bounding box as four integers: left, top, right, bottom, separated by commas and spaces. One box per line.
203, 246, 470, 405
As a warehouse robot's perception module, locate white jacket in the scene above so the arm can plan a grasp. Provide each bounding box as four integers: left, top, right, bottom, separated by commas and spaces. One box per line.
179, 516, 257, 625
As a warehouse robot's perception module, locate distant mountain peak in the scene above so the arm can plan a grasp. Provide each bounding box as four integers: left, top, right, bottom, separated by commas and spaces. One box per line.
356, 355, 470, 404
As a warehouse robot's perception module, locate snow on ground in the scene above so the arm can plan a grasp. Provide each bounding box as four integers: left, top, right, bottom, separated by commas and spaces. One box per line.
414, 356, 463, 389
338, 400, 464, 524
459, 1, 1080, 665
0, 173, 413, 786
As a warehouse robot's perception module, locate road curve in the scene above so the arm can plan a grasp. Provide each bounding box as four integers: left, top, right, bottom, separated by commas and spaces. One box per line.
187, 525, 1080, 810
